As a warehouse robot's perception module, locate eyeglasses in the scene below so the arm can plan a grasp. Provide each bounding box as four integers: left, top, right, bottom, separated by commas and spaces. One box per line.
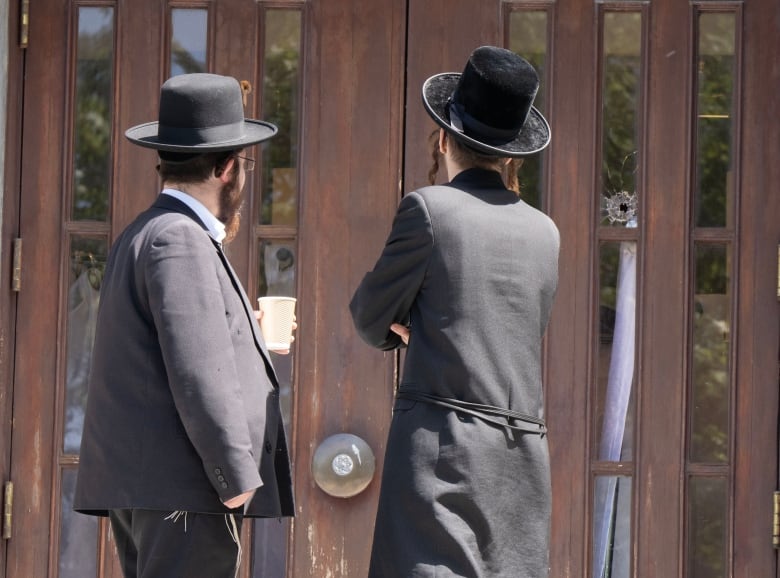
238, 155, 255, 172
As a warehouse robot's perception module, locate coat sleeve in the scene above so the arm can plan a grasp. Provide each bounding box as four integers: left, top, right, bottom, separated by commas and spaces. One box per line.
145, 220, 263, 501
350, 191, 433, 350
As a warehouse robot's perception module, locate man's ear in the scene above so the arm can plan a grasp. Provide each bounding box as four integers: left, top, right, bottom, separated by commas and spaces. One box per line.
438, 129, 447, 155
216, 157, 236, 183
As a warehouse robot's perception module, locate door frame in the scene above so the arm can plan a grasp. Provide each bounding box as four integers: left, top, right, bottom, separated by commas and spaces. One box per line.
1, 0, 25, 571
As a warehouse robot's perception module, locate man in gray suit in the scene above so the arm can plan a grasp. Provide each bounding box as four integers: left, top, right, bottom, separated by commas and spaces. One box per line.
74, 73, 294, 578
351, 47, 559, 577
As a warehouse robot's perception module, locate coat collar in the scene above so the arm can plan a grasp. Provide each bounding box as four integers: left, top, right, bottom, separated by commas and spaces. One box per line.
448, 167, 507, 190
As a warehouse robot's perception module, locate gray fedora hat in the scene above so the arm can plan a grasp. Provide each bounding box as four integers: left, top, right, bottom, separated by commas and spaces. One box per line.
125, 73, 277, 152
422, 46, 550, 157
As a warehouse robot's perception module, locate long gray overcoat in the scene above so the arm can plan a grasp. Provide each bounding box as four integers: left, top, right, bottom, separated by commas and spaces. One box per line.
74, 194, 294, 519
350, 168, 560, 577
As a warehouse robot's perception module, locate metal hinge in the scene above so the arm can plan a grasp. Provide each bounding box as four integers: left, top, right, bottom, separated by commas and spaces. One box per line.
773, 492, 780, 548
12, 238, 22, 292
2, 482, 12, 540
19, 0, 29, 48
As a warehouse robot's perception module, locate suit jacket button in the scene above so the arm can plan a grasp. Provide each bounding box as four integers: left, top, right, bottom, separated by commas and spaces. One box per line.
265, 441, 273, 453
221, 482, 228, 489
214, 467, 222, 475
218, 475, 225, 482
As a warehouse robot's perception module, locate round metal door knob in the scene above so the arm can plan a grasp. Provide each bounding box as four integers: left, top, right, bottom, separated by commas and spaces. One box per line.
311, 433, 376, 498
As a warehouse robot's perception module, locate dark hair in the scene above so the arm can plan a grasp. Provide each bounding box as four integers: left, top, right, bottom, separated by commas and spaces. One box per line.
156, 150, 240, 184
427, 129, 523, 194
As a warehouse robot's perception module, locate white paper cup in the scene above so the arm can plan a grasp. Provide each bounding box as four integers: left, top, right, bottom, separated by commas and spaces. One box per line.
257, 296, 296, 350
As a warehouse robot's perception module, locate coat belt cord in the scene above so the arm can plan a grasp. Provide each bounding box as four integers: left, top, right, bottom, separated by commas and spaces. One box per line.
395, 389, 547, 435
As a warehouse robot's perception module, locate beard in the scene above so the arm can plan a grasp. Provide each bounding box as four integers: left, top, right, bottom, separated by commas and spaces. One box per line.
218, 170, 244, 244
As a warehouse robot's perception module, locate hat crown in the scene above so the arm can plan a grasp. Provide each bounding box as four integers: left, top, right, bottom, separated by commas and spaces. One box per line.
159, 73, 244, 129
124, 73, 277, 152
157, 74, 245, 145
450, 46, 539, 143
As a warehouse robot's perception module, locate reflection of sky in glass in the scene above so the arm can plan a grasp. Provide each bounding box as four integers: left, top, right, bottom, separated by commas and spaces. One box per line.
509, 10, 548, 210
171, 9, 207, 76
79, 7, 112, 36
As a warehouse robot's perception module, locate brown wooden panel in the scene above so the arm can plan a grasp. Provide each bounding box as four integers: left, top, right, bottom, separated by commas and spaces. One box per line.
736, 0, 780, 576
636, 0, 691, 574
291, 0, 406, 575
7, 0, 71, 575
543, 0, 598, 576
111, 1, 166, 237
0, 0, 25, 574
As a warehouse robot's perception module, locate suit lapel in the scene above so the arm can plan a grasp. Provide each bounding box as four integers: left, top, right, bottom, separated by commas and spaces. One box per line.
211, 239, 279, 387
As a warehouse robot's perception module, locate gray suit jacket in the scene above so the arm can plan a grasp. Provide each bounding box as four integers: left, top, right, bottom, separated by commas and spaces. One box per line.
74, 194, 294, 518
351, 168, 559, 418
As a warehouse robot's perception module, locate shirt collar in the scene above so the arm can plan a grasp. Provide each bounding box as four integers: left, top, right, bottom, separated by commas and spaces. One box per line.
161, 188, 226, 243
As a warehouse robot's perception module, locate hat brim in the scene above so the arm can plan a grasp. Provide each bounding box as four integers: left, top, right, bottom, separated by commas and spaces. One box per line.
422, 73, 550, 157
124, 119, 278, 152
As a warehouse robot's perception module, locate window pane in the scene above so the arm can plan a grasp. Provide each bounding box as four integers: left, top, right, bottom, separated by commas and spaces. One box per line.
72, 7, 114, 221
59, 468, 98, 577
694, 13, 736, 228
687, 477, 727, 578
690, 244, 730, 463
253, 239, 295, 578
171, 9, 208, 76
64, 237, 107, 454
592, 476, 632, 578
258, 239, 296, 414
600, 12, 641, 227
508, 10, 548, 210
596, 242, 637, 462
260, 9, 301, 225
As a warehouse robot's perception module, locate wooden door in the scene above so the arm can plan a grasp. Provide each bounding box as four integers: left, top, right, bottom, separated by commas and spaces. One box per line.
402, 0, 779, 577
3, 0, 779, 577
1, 0, 380, 576
4, 0, 407, 575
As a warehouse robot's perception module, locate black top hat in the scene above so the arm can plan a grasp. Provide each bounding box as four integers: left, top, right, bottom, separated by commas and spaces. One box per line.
125, 73, 277, 152
422, 46, 550, 157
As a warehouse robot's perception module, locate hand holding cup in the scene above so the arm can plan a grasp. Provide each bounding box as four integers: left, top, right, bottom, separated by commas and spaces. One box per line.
256, 296, 297, 354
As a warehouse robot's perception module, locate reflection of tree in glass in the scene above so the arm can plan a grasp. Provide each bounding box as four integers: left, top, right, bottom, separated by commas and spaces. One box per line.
261, 18, 300, 225
689, 478, 727, 577
689, 249, 729, 578
171, 39, 206, 76
601, 53, 639, 226
695, 54, 733, 228
691, 248, 729, 464
73, 21, 113, 222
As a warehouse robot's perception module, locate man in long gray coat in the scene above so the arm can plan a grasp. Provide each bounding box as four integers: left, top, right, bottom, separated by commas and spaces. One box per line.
74, 73, 294, 578
351, 47, 559, 577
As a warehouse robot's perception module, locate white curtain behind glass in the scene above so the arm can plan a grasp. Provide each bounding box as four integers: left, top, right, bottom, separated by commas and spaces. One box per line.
593, 233, 637, 578
64, 270, 100, 453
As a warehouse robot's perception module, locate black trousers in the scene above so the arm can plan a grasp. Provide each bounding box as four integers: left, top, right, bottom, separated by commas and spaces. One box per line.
109, 509, 244, 578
